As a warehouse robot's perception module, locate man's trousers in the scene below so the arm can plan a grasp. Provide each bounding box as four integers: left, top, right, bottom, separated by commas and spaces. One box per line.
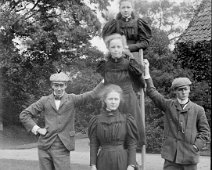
164, 159, 197, 170
38, 137, 71, 170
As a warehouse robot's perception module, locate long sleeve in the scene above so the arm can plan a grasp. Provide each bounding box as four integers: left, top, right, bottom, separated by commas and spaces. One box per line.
102, 19, 117, 39
88, 116, 100, 165
194, 106, 210, 150
125, 114, 138, 166
128, 18, 152, 52
73, 81, 104, 106
145, 78, 168, 112
128, 58, 145, 89
19, 96, 46, 132
96, 60, 106, 76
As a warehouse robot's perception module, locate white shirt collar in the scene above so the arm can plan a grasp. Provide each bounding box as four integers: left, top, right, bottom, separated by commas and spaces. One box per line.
177, 98, 189, 105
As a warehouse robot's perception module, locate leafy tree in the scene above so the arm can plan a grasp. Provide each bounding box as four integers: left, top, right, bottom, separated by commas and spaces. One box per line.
134, 0, 200, 42
0, 0, 210, 155
174, 42, 211, 84
101, 0, 200, 49
0, 0, 109, 125
100, 0, 211, 153
174, 41, 211, 127
144, 26, 211, 152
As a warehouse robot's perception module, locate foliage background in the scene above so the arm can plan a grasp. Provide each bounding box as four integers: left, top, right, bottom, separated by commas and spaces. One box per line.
0, 0, 210, 153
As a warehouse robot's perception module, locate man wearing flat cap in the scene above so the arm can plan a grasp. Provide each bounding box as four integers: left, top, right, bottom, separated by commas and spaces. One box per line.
20, 72, 103, 170
143, 59, 210, 170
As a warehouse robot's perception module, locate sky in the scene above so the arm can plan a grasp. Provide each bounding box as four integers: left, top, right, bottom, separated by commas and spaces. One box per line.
90, 0, 197, 52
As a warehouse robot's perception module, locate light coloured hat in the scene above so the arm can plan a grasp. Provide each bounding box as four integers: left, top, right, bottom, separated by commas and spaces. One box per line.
171, 77, 192, 89
50, 72, 69, 82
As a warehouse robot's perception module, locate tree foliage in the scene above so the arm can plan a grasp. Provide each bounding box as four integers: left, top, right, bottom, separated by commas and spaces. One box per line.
174, 41, 211, 127
144, 27, 211, 152
174, 41, 211, 83
0, 0, 210, 154
0, 0, 109, 124
134, 0, 200, 40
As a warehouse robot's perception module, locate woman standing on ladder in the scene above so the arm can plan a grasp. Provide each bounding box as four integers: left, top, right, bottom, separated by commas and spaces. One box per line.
102, 0, 152, 63
97, 33, 145, 150
101, 0, 152, 149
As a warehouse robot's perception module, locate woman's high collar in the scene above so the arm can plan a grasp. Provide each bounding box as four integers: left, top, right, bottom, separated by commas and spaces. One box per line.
109, 56, 123, 63
104, 108, 119, 117
116, 12, 135, 22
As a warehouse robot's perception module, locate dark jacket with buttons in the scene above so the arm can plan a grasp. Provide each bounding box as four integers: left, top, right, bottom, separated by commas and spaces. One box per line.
20, 83, 103, 151
146, 78, 210, 164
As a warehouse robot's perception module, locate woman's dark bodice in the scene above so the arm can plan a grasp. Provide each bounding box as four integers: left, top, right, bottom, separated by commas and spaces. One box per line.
102, 12, 152, 52
97, 56, 145, 91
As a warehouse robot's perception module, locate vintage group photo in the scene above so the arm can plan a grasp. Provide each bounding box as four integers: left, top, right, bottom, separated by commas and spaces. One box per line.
0, 0, 211, 170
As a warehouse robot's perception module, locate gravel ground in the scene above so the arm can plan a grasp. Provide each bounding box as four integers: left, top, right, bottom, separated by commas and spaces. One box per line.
0, 138, 210, 170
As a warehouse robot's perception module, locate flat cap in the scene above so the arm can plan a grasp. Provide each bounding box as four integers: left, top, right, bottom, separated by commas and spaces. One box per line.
50, 72, 69, 82
171, 77, 192, 89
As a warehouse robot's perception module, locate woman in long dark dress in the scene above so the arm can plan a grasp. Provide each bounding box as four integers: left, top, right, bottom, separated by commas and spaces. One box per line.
96, 33, 145, 147
102, 0, 152, 62
88, 84, 138, 170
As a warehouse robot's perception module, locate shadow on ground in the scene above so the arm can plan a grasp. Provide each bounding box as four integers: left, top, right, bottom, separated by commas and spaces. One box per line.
0, 125, 37, 149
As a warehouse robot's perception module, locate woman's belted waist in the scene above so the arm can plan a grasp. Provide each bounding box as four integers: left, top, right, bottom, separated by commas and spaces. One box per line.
101, 145, 124, 151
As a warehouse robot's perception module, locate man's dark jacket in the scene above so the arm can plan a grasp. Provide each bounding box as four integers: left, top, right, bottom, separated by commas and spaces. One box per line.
146, 78, 210, 164
20, 84, 102, 151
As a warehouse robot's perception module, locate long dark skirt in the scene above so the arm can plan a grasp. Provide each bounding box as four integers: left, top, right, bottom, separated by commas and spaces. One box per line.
119, 88, 146, 147
97, 146, 127, 170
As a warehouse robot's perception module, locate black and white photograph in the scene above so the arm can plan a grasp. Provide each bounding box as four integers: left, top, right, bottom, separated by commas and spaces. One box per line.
0, 0, 210, 170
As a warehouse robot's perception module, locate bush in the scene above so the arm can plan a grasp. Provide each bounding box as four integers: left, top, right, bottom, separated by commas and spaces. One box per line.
145, 99, 164, 153
146, 123, 163, 153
